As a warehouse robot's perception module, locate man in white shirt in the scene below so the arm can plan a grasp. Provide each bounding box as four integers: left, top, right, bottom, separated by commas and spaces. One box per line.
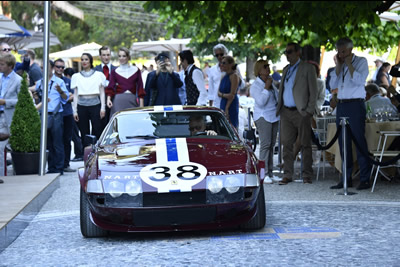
329, 37, 371, 190
179, 50, 207, 105
208, 44, 228, 108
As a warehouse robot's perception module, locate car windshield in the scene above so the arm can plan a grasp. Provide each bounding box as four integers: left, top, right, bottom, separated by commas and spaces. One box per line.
100, 110, 238, 145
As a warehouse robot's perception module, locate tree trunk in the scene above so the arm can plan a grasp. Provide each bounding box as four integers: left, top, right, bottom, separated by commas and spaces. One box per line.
301, 45, 321, 64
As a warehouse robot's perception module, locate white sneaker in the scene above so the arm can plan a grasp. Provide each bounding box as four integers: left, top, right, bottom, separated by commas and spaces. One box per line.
270, 176, 282, 183
263, 176, 273, 184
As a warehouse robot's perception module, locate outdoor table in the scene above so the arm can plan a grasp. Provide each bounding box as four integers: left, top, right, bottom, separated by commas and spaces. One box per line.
326, 120, 400, 172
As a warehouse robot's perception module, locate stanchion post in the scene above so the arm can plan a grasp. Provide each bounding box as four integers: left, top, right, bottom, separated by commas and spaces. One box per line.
337, 117, 357, 196
342, 117, 348, 195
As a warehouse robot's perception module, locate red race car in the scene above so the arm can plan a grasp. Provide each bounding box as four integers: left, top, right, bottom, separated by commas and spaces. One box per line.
79, 106, 265, 237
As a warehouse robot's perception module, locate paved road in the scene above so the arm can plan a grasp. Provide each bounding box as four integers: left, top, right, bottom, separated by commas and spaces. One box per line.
1, 161, 400, 266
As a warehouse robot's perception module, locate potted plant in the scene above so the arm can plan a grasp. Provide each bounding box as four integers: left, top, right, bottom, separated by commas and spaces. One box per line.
9, 72, 42, 175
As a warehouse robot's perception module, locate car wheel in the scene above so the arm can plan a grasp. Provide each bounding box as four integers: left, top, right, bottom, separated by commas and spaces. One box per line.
241, 185, 266, 230
80, 188, 108, 238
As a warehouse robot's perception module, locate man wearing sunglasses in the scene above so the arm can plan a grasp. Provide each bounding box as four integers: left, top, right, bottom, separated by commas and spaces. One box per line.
329, 37, 371, 191
0, 42, 30, 73
276, 42, 317, 185
208, 44, 228, 108
54, 58, 76, 173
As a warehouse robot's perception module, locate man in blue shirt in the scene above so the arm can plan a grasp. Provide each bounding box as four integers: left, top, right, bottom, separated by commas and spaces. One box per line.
54, 58, 75, 173
35, 60, 69, 175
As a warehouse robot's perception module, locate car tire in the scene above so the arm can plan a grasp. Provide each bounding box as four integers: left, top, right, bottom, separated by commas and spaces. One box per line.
80, 188, 108, 238
240, 185, 266, 230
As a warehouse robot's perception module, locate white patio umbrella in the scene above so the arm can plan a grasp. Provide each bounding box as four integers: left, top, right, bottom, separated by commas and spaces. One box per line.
49, 42, 102, 59
14, 30, 61, 49
131, 38, 191, 53
0, 15, 23, 35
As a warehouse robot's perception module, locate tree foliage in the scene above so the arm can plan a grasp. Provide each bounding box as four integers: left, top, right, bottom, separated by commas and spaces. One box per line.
145, 1, 400, 61
3, 1, 166, 57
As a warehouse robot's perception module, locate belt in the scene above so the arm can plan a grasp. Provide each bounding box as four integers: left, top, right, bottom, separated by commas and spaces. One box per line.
48, 112, 54, 115
284, 106, 297, 111
337, 98, 364, 103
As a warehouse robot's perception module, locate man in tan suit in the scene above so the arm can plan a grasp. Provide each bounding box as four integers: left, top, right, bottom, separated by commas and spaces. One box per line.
276, 42, 317, 185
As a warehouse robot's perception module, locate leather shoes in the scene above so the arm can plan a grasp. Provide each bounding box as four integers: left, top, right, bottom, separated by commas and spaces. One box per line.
279, 177, 292, 185
330, 181, 353, 189
356, 181, 370, 190
0, 179, 4, 184
303, 177, 312, 184
64, 167, 75, 172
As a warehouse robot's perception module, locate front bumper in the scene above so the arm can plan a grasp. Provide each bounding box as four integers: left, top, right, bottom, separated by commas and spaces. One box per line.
85, 187, 260, 232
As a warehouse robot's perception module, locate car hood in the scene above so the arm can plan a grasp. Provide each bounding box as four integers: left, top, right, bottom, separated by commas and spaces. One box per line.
97, 138, 249, 174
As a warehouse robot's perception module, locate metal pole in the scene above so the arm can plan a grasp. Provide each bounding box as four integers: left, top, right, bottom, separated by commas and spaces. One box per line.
341, 118, 348, 195
39, 1, 51, 176
337, 117, 356, 196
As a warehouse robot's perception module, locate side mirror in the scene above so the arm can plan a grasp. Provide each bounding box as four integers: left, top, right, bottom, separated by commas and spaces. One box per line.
85, 134, 97, 146
83, 135, 97, 162
243, 129, 255, 140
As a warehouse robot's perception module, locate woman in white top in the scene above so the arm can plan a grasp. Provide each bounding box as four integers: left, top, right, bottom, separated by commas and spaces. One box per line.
71, 53, 106, 147
106, 47, 145, 117
250, 60, 280, 184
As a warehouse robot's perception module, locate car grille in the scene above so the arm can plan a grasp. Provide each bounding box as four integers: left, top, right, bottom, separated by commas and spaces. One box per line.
143, 191, 206, 207
133, 206, 216, 227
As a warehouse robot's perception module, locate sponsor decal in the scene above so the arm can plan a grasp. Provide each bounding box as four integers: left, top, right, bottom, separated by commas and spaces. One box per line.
140, 138, 207, 193
153, 105, 183, 112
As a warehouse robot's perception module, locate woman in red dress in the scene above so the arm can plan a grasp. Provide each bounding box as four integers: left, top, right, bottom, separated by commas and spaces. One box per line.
106, 47, 145, 117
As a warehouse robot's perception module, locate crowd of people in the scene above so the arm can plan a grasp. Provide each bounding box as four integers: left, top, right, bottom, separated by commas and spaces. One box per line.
0, 37, 399, 191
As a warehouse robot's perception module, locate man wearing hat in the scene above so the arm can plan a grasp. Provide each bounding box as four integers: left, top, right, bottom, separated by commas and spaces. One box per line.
144, 53, 183, 106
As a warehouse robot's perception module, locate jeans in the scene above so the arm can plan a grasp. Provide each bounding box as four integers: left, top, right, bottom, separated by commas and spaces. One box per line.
47, 112, 64, 173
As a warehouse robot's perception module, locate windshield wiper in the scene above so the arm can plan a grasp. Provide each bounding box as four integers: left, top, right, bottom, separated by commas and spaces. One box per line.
125, 135, 157, 140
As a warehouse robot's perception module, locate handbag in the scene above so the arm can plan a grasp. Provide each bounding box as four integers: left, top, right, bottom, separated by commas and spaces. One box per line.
0, 113, 10, 141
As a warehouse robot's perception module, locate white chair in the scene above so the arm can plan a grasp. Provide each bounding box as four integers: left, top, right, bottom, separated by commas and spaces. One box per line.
370, 131, 400, 192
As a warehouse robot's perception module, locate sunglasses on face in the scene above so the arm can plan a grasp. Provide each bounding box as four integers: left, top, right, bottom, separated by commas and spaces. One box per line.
2, 48, 12, 52
215, 53, 224, 58
55, 65, 65, 69
284, 49, 294, 55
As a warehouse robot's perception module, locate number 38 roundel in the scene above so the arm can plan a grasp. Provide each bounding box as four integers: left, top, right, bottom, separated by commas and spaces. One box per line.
140, 161, 207, 193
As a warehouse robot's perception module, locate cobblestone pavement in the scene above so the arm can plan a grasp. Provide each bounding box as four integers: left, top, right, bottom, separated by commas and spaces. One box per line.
0, 161, 400, 266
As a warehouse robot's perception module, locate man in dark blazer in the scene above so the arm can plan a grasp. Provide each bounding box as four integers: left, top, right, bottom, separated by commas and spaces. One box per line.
144, 53, 183, 106
0, 53, 22, 180
276, 42, 317, 185
94, 46, 116, 128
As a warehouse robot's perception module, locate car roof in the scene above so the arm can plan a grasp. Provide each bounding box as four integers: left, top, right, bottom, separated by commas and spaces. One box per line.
113, 105, 223, 115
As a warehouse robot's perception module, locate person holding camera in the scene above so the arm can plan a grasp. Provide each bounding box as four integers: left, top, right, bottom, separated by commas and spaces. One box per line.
144, 53, 183, 106
35, 60, 69, 175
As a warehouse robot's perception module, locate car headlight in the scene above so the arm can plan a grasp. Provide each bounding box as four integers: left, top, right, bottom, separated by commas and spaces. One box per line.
125, 180, 142, 196
225, 176, 241, 194
207, 176, 223, 194
108, 181, 124, 198
86, 180, 104, 193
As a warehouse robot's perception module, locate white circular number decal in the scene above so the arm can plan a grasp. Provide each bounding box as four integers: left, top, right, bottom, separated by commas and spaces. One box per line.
140, 162, 207, 193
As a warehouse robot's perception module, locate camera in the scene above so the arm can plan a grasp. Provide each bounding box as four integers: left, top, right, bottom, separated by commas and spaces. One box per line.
158, 56, 166, 63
